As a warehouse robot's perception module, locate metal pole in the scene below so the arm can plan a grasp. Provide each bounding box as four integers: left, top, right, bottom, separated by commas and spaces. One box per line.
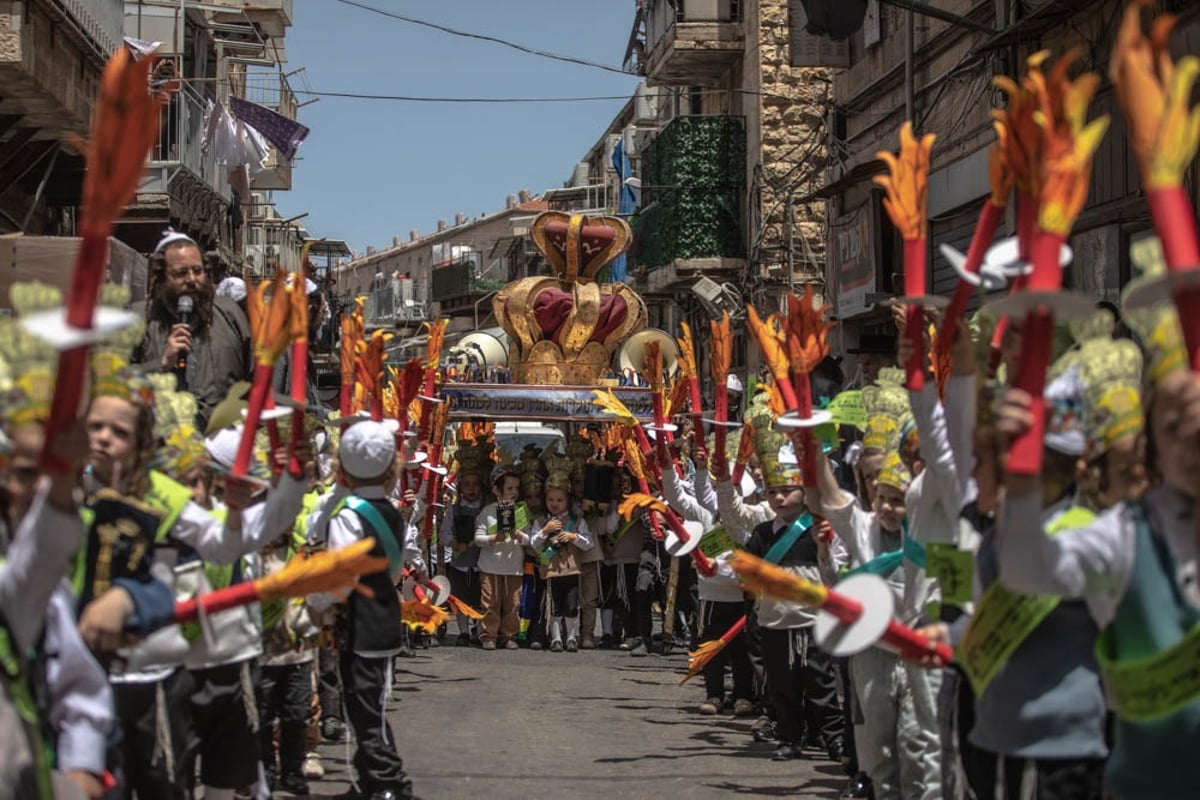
904, 7, 915, 123
21, 145, 60, 233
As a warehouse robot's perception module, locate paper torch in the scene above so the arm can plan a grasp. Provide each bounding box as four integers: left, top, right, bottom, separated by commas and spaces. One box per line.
234, 272, 296, 477
1111, 1, 1200, 368
39, 47, 174, 471
875, 122, 937, 391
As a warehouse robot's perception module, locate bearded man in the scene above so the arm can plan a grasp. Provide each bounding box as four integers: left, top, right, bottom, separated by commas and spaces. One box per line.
134, 231, 252, 427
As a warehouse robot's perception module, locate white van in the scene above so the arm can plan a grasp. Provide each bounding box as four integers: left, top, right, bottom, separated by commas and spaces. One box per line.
493, 421, 567, 460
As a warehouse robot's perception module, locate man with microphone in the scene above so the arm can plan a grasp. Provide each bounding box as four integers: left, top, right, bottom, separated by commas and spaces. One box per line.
135, 230, 252, 427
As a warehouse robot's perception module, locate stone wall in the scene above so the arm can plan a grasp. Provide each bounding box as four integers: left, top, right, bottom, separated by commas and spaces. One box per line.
752, 0, 829, 293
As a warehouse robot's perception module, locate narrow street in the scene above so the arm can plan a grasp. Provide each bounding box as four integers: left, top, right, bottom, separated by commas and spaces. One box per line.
310, 644, 843, 799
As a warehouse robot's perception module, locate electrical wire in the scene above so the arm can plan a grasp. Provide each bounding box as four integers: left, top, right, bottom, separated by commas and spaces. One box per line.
335, 0, 637, 76
290, 86, 803, 104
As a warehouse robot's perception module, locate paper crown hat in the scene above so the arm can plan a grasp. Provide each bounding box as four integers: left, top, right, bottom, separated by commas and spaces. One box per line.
565, 435, 593, 478
516, 443, 545, 492
543, 452, 573, 493
877, 451, 912, 492
0, 284, 59, 429
157, 425, 208, 478
453, 433, 496, 479
1077, 336, 1143, 455
1123, 240, 1186, 389
1043, 362, 1087, 457
861, 368, 912, 455
756, 430, 803, 489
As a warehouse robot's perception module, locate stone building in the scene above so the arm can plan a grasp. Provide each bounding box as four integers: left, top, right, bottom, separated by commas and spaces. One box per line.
622, 0, 833, 377
815, 0, 1200, 359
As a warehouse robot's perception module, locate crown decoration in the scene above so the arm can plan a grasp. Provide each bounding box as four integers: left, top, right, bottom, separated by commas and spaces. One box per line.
452, 425, 496, 479
157, 424, 207, 478
517, 444, 545, 493
878, 451, 912, 492
1077, 336, 1144, 455
861, 368, 911, 455
495, 212, 647, 385
565, 434, 593, 479
755, 426, 803, 489
544, 453, 573, 493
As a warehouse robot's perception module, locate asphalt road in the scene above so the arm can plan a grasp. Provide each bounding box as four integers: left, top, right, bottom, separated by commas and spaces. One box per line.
309, 642, 843, 799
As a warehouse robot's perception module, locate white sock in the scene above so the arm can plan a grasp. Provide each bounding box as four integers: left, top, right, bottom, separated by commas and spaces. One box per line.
601, 609, 614, 635
456, 613, 470, 636
565, 615, 580, 643
551, 617, 563, 644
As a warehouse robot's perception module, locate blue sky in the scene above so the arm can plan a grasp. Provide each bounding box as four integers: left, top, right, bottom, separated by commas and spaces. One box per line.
274, 1, 640, 254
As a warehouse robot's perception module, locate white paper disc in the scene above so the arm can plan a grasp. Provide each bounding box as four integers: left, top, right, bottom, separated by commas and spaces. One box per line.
775, 409, 834, 430
814, 573, 895, 657
19, 306, 141, 350
664, 519, 703, 557
982, 289, 1096, 321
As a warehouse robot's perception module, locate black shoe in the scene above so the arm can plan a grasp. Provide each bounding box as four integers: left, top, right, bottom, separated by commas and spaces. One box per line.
826, 740, 845, 764
320, 716, 346, 743
455, 632, 470, 647
773, 741, 801, 761
839, 772, 872, 799
752, 720, 777, 743
278, 772, 309, 795
599, 633, 613, 649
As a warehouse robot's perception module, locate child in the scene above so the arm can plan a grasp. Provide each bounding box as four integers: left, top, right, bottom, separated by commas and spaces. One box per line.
439, 437, 489, 645
600, 468, 646, 650
530, 457, 594, 652
473, 465, 531, 650
307, 420, 415, 800
744, 426, 844, 763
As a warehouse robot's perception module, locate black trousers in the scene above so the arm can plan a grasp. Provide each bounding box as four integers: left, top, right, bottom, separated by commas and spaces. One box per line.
447, 567, 481, 608
760, 627, 843, 750
699, 599, 754, 702
970, 754, 1105, 800
111, 670, 193, 799
548, 575, 580, 617
259, 662, 314, 777
601, 562, 640, 642
188, 659, 261, 789
318, 644, 343, 724
744, 601, 772, 719
340, 651, 409, 794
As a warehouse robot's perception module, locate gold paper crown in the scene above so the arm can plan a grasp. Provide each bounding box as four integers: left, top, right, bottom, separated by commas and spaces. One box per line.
1123, 237, 1187, 387
3, 367, 53, 428
878, 451, 912, 491
517, 444, 545, 492
1, 283, 61, 428
494, 212, 648, 385
543, 453, 573, 493
454, 435, 496, 479
565, 435, 593, 478
755, 428, 803, 489
861, 368, 911, 454
158, 425, 207, 478
1077, 337, 1144, 454
90, 351, 155, 406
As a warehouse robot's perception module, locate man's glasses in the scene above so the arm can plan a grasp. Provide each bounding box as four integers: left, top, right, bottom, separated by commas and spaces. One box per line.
167, 265, 208, 280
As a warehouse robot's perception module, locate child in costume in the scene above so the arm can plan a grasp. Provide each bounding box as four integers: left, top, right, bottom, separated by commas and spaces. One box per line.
307, 420, 415, 800
575, 443, 610, 649
659, 436, 755, 717
995, 277, 1200, 799
474, 465, 531, 650
600, 467, 646, 649
811, 376, 922, 800
439, 435, 489, 645
744, 423, 844, 763
530, 455, 594, 653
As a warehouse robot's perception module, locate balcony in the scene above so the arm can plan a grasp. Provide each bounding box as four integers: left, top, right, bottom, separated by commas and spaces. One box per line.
364, 284, 429, 328
142, 83, 231, 203
210, 0, 294, 40
632, 115, 746, 290
431, 260, 507, 312
640, 0, 744, 87
243, 71, 298, 191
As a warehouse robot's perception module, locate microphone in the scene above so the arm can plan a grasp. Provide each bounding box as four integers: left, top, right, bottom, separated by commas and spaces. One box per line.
175, 295, 193, 376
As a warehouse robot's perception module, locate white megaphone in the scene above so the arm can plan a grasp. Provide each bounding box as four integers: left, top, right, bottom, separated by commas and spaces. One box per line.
446, 331, 508, 371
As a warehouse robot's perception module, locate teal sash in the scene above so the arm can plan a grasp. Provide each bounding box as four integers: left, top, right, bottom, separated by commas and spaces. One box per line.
764, 513, 813, 564
340, 496, 402, 575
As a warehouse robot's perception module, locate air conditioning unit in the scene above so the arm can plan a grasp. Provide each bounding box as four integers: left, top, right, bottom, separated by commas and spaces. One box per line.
571, 162, 591, 188
634, 81, 663, 123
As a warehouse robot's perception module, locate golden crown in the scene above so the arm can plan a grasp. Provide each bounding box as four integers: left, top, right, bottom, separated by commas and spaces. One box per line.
543, 452, 573, 493
878, 451, 912, 491
1077, 337, 1144, 453
494, 212, 647, 385
861, 368, 911, 454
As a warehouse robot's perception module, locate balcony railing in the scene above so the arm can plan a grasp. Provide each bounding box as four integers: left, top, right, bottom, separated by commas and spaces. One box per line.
431, 261, 507, 303
364, 285, 429, 326
243, 70, 297, 191
633, 115, 746, 269
146, 83, 231, 203
639, 0, 743, 85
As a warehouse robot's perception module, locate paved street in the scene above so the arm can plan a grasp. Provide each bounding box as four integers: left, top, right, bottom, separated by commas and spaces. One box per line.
310, 643, 843, 799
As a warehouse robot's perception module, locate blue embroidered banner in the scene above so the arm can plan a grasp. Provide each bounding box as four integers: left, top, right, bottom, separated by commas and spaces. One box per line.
442, 384, 653, 422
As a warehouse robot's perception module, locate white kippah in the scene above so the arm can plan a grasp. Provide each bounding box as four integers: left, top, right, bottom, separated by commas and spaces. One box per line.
216, 277, 247, 303
155, 228, 198, 254
340, 420, 396, 480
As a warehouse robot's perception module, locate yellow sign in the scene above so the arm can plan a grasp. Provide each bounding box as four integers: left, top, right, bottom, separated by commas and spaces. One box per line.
699, 525, 739, 559
1097, 622, 1200, 722
926, 543, 974, 607
957, 583, 1059, 696
827, 390, 867, 429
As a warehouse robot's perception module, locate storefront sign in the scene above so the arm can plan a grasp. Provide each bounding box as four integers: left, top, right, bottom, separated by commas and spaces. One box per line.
443, 384, 654, 422
832, 202, 878, 319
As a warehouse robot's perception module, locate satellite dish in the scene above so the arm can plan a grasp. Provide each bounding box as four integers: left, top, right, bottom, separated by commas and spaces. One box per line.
616, 328, 679, 378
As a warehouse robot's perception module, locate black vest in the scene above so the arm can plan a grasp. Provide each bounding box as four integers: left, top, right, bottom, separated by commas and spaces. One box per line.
345, 497, 403, 655
750, 519, 820, 568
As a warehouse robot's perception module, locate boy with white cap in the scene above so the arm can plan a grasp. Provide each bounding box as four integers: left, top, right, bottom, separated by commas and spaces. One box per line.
307, 420, 415, 800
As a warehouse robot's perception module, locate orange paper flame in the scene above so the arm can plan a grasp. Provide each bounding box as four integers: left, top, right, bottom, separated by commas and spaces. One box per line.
1110, 0, 1200, 191
1030, 51, 1110, 236
709, 312, 732, 389
874, 122, 936, 241
993, 52, 1050, 196
677, 322, 699, 381
247, 272, 295, 367
729, 551, 829, 607
593, 389, 638, 427
784, 286, 833, 375
424, 318, 449, 370
258, 538, 388, 603
746, 305, 790, 388
355, 330, 392, 408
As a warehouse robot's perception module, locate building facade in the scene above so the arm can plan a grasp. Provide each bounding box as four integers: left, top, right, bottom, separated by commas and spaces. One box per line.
819, 0, 1200, 359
